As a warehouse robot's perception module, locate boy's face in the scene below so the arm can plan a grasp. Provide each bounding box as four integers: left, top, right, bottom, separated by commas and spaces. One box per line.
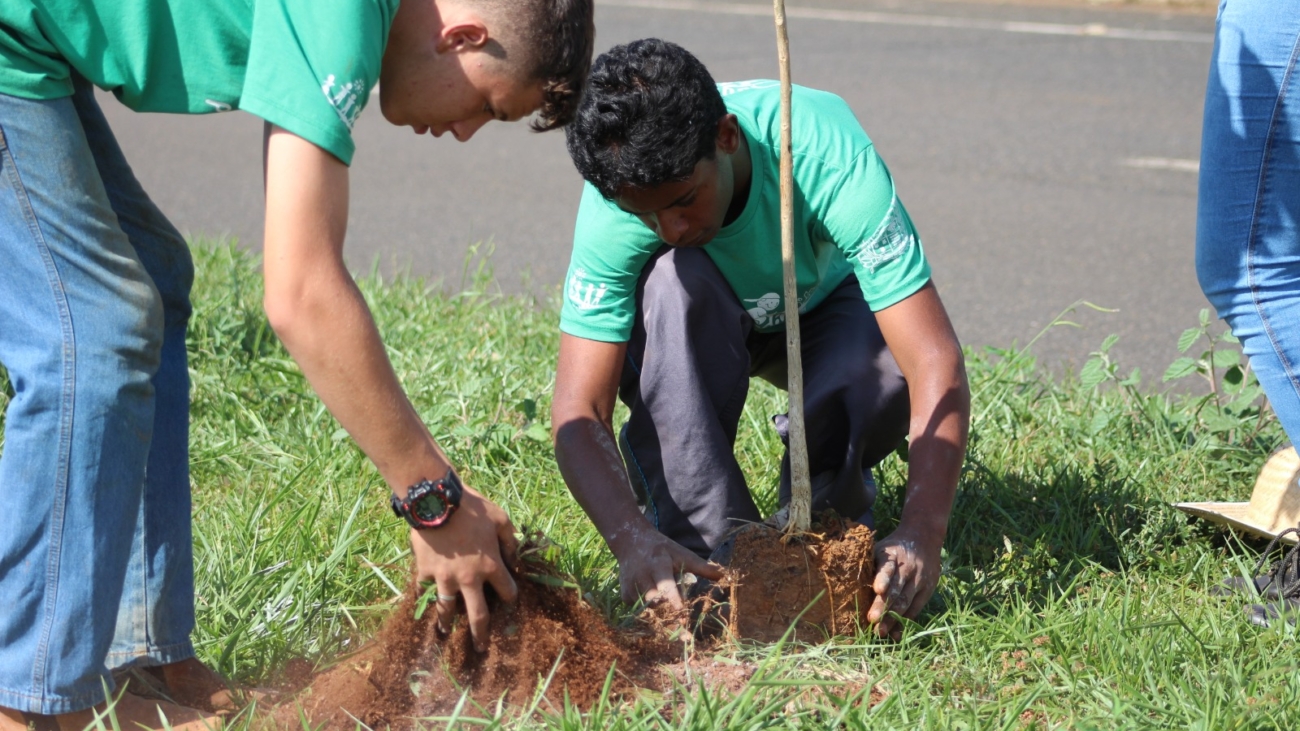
380, 57, 542, 142
613, 116, 744, 248
379, 4, 544, 142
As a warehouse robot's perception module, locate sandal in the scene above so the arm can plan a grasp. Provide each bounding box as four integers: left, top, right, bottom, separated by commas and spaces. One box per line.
1241, 526, 1300, 627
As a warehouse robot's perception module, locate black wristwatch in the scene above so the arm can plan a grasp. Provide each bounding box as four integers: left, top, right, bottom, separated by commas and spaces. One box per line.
391, 469, 463, 529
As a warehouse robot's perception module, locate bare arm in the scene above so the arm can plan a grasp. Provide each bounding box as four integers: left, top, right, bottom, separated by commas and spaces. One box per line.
261, 125, 517, 648
552, 333, 723, 608
867, 281, 970, 639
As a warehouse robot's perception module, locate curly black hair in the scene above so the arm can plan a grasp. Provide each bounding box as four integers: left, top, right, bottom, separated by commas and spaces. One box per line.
565, 39, 727, 199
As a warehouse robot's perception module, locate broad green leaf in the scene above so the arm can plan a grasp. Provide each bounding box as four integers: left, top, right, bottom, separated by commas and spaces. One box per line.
1227, 390, 1263, 413
1162, 357, 1198, 382
1211, 349, 1241, 368
516, 398, 538, 421
1080, 358, 1108, 389
1222, 364, 1244, 388
1177, 327, 1201, 354
523, 422, 551, 443
1203, 410, 1244, 434
1100, 334, 1120, 353
1088, 410, 1112, 436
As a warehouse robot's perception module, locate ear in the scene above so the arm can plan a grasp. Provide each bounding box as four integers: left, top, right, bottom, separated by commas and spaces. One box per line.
715, 114, 742, 155
436, 21, 491, 54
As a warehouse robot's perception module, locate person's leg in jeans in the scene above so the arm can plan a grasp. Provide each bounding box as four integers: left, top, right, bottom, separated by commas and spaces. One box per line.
0, 88, 166, 713
1197, 0, 1300, 440
751, 275, 910, 530
68, 80, 200, 676
618, 247, 761, 557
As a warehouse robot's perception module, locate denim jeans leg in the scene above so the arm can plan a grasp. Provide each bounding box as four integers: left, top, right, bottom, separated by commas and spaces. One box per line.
68, 81, 198, 670
1196, 0, 1300, 439
0, 91, 163, 714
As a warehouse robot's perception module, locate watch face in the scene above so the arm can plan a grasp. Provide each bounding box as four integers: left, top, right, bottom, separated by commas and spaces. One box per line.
411, 490, 448, 523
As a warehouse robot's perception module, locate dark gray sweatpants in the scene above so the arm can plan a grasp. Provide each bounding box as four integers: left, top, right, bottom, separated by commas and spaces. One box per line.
617, 247, 911, 558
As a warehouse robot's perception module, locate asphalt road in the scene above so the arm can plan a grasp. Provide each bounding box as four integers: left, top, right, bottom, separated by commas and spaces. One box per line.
97, 0, 1218, 387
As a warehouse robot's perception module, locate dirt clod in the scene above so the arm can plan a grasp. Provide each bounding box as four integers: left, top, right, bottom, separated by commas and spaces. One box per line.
722, 513, 876, 643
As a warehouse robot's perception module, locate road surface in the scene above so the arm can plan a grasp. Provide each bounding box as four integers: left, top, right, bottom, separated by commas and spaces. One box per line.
97, 0, 1218, 386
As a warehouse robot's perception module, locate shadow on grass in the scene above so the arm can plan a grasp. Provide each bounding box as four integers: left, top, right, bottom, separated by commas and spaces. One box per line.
941, 462, 1158, 610
871, 445, 1216, 620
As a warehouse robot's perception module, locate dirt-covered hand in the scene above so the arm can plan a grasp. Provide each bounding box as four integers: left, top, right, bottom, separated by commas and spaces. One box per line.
867, 524, 942, 640
613, 529, 724, 610
410, 484, 519, 652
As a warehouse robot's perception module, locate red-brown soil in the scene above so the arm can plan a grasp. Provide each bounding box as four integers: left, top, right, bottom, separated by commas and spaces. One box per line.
723, 514, 877, 644
273, 559, 679, 729
269, 520, 876, 728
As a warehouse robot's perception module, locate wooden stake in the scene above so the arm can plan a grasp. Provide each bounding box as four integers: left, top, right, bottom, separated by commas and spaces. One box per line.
774, 0, 812, 535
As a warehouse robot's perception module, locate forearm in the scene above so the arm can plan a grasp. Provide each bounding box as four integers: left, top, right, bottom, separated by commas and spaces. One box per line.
554, 408, 725, 607
261, 126, 450, 497
266, 265, 448, 496
898, 351, 970, 540
553, 416, 656, 556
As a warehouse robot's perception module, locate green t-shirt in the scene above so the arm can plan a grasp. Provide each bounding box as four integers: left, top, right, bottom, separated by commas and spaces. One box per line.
560, 81, 931, 343
0, 0, 399, 165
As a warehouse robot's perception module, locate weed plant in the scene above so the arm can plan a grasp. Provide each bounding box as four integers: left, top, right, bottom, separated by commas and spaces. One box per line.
2, 242, 1297, 729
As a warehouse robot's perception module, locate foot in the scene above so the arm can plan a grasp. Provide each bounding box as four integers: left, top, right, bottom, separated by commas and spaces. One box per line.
1, 694, 220, 731
144, 658, 236, 714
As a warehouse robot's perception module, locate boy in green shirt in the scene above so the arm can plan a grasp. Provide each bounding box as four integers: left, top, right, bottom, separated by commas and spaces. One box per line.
553, 39, 969, 640
0, 1, 592, 728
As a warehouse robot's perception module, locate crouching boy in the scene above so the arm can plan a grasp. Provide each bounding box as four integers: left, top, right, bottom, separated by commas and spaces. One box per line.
550, 39, 970, 639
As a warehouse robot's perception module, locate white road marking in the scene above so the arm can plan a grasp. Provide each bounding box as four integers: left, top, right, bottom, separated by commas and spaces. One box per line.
600, 0, 1214, 43
1121, 157, 1200, 172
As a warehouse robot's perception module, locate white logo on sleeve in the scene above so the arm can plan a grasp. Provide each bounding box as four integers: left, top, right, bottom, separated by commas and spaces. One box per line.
204, 99, 233, 112
744, 292, 784, 327
322, 74, 367, 129
567, 268, 608, 311
717, 80, 780, 97
857, 199, 917, 273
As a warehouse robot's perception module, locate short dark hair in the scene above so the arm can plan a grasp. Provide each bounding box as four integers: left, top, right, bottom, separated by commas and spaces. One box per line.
512, 0, 595, 131
565, 39, 727, 199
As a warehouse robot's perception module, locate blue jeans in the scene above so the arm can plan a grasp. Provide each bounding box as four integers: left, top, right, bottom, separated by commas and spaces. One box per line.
1197, 0, 1300, 440
0, 79, 196, 714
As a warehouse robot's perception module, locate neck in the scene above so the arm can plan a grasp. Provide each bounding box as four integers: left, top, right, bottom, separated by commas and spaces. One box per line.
723, 133, 752, 226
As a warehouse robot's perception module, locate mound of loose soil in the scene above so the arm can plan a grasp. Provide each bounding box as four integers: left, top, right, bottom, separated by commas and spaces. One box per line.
722, 513, 876, 644
272, 519, 876, 728
274, 551, 680, 729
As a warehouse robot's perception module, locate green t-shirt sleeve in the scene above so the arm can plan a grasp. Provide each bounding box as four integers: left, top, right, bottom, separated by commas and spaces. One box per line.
818, 145, 931, 311
240, 0, 394, 166
559, 186, 660, 343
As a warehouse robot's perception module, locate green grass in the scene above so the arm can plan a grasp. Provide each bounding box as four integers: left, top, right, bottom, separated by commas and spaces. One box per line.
3, 240, 1298, 729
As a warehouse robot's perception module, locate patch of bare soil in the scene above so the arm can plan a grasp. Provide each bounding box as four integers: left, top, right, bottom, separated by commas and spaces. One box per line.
723, 513, 877, 644
273, 555, 678, 729
270, 520, 877, 728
